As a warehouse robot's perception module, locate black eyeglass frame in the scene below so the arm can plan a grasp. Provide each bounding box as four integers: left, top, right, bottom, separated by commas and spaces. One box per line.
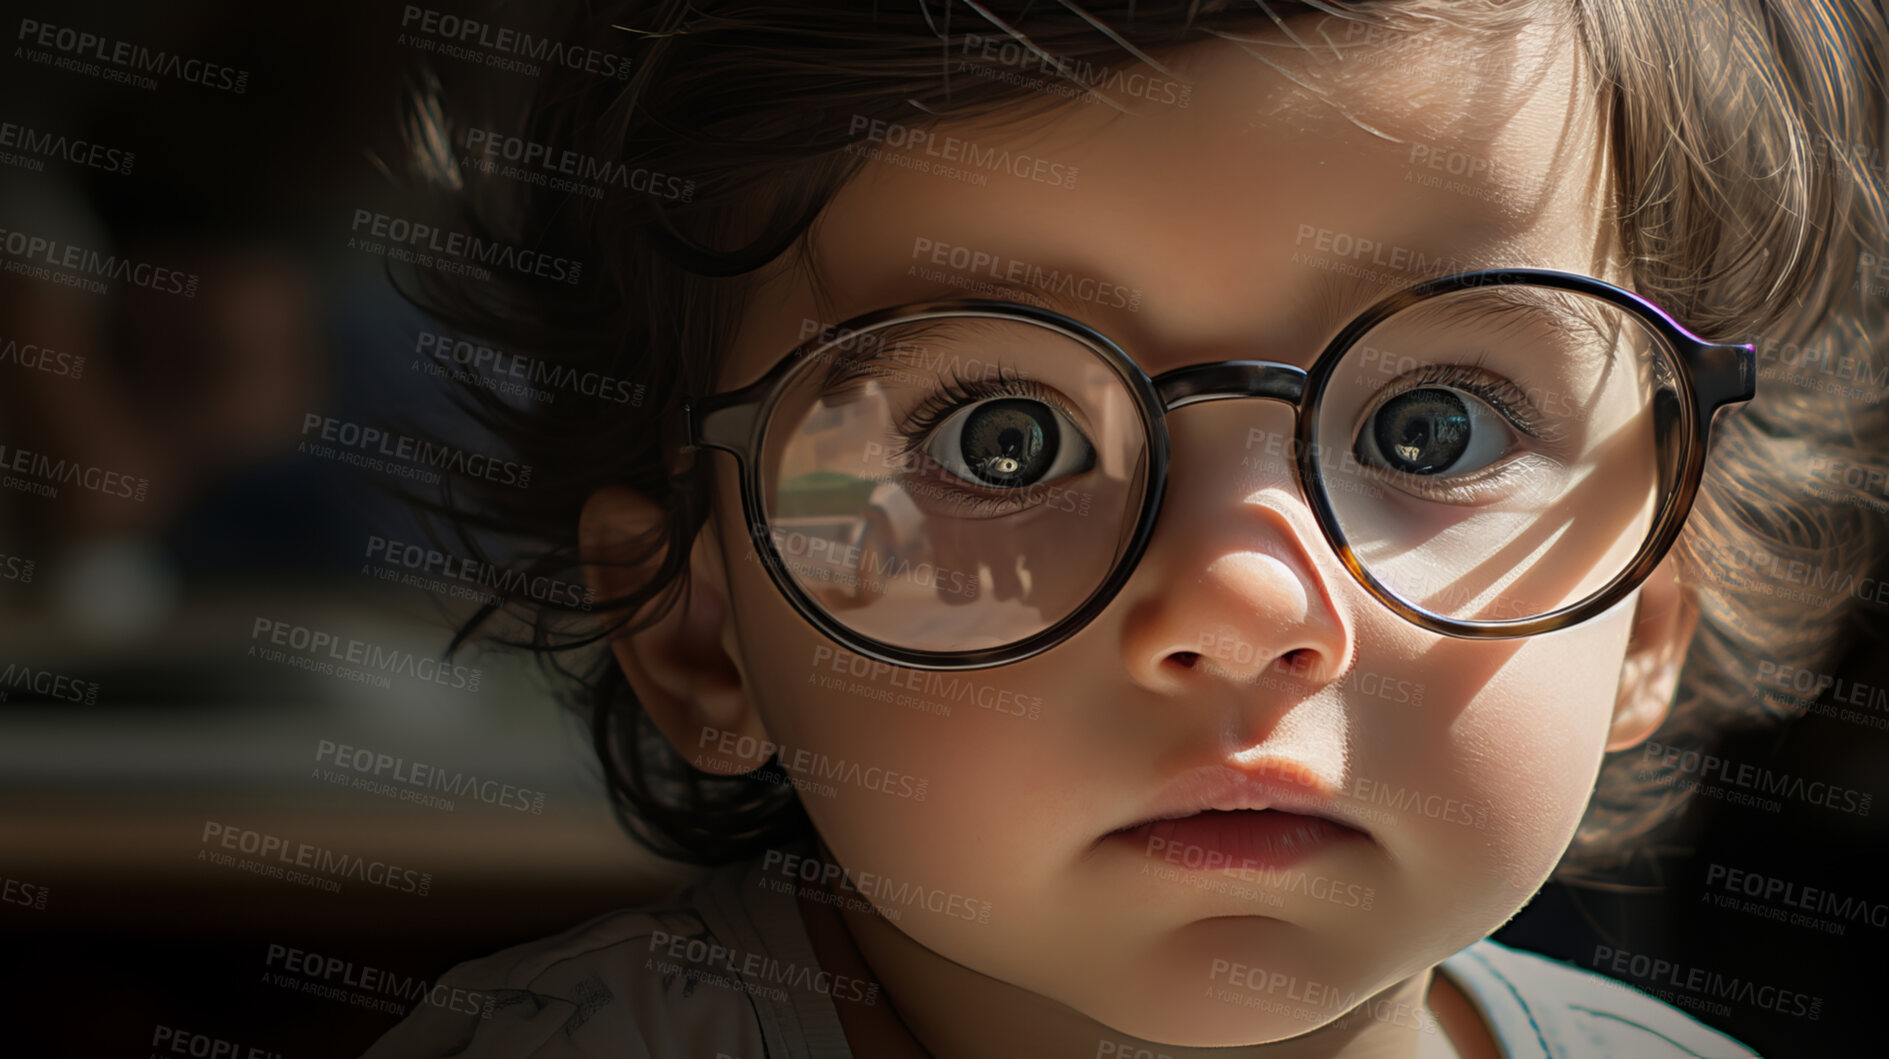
663, 268, 1755, 671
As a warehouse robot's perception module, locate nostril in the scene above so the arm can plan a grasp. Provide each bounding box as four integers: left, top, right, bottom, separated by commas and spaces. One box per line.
1273, 648, 1318, 678
1170, 651, 1200, 669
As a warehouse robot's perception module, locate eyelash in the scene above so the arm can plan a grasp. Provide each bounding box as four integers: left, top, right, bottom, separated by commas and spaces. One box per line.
1349, 357, 1566, 504
890, 364, 1077, 460
889, 365, 1086, 516
861, 355, 1556, 510
1360, 356, 1555, 443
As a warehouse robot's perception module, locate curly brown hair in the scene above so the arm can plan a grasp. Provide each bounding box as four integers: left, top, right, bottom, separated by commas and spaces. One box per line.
389, 0, 1889, 879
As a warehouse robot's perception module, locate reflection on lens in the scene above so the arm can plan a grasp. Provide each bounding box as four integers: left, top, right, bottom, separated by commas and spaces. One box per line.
1313, 285, 1677, 623
1371, 388, 1470, 474
758, 315, 1148, 655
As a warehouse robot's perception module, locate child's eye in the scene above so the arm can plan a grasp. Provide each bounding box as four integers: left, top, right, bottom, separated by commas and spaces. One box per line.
1355, 385, 1515, 476
918, 395, 1097, 491
1349, 364, 1554, 503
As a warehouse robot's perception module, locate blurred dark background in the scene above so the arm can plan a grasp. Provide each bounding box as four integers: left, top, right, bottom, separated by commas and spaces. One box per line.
0, 2, 1883, 1057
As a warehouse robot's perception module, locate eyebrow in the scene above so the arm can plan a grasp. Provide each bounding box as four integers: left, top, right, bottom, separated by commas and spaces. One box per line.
901, 274, 1127, 327
1304, 243, 1595, 339
817, 242, 1622, 385
805, 314, 995, 398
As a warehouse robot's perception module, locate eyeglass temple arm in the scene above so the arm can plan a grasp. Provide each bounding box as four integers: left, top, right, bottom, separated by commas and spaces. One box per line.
1685, 338, 1757, 418
661, 391, 764, 483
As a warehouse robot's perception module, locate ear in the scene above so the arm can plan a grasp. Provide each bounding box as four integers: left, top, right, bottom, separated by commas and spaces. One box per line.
578, 486, 775, 775
1607, 554, 1700, 752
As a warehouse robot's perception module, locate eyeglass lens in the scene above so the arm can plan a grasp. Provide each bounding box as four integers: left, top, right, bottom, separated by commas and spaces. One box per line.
754, 284, 1680, 656
1311, 285, 1671, 624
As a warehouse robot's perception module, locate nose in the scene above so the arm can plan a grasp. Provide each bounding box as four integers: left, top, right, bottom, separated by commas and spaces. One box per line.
1117, 400, 1354, 695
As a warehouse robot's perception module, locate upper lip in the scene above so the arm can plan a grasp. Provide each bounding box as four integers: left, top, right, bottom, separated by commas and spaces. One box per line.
1106, 762, 1370, 838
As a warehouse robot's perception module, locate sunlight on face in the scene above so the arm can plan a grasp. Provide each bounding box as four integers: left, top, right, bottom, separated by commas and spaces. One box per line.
701, 13, 1643, 1048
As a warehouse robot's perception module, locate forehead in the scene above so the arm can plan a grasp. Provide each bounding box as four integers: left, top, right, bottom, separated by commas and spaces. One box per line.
735, 14, 1611, 385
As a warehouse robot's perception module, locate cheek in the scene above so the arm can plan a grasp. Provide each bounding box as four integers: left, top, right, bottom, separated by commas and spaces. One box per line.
1386, 604, 1635, 911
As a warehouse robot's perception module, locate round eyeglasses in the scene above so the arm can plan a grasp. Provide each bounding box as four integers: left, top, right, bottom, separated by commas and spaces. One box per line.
663, 269, 1755, 671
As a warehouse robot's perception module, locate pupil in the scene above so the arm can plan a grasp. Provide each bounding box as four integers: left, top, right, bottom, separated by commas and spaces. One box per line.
1372, 389, 1470, 475
962, 399, 1058, 486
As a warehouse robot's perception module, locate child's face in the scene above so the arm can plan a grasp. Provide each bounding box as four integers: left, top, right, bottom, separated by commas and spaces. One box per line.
603, 15, 1694, 1049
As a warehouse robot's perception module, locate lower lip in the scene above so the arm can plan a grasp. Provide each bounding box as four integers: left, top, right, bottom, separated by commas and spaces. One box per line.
1112, 810, 1365, 871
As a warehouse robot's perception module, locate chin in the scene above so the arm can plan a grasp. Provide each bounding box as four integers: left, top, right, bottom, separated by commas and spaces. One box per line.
1079, 984, 1349, 1049
1052, 921, 1377, 1049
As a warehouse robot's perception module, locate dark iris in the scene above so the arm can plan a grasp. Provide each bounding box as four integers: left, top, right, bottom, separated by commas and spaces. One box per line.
960, 398, 1058, 486
1371, 388, 1471, 475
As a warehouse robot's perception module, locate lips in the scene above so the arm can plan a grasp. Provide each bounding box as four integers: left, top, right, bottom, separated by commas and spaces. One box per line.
1113, 810, 1363, 871
1101, 762, 1370, 870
